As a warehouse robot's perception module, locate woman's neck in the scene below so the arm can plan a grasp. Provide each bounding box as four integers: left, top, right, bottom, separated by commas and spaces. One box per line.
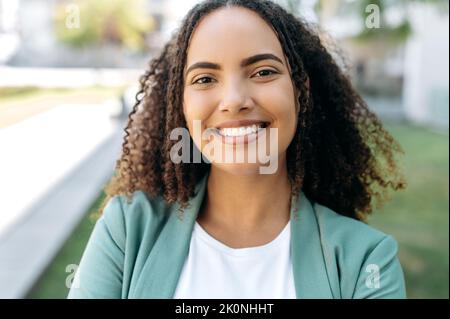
199, 162, 292, 234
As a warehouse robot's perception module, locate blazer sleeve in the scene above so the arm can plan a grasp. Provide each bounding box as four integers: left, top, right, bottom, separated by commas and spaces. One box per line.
352, 235, 407, 299
67, 196, 126, 299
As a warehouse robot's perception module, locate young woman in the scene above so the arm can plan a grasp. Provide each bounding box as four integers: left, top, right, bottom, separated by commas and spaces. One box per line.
68, 0, 407, 299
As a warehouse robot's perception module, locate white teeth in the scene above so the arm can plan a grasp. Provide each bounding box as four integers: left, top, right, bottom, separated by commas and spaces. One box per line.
218, 123, 266, 137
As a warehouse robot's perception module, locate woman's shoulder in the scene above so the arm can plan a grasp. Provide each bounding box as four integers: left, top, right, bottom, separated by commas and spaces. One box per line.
311, 201, 406, 298
104, 189, 172, 217
312, 201, 400, 260
100, 191, 172, 238
312, 202, 391, 246
69, 191, 172, 298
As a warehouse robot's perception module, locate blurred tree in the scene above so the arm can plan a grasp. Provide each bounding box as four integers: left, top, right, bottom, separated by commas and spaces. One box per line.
54, 0, 155, 51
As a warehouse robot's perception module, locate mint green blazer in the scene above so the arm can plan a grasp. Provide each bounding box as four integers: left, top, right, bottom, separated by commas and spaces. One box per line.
68, 173, 406, 299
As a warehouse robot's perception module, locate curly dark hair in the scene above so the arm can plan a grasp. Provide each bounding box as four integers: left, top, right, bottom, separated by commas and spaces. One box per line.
101, 0, 406, 220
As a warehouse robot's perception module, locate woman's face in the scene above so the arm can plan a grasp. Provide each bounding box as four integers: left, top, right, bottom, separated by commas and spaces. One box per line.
183, 6, 299, 176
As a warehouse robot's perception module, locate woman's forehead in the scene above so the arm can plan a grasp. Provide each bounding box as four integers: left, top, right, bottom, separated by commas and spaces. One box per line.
186, 7, 285, 65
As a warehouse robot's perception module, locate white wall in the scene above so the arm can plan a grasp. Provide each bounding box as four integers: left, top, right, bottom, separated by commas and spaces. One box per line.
0, 0, 20, 63
403, 3, 449, 129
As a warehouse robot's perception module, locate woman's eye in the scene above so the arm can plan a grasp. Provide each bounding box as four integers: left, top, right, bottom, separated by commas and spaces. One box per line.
192, 70, 277, 85
254, 69, 277, 78
193, 77, 214, 85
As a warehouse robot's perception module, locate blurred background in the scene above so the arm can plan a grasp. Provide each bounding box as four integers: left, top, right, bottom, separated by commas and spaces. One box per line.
0, 0, 448, 299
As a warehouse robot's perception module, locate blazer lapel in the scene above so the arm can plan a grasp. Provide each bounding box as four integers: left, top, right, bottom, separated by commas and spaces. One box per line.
290, 191, 334, 298
129, 173, 208, 298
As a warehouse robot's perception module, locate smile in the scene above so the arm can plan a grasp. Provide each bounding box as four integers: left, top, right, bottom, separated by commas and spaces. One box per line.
210, 120, 270, 145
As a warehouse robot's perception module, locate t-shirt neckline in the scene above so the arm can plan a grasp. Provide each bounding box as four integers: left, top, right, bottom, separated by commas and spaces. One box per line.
193, 220, 291, 257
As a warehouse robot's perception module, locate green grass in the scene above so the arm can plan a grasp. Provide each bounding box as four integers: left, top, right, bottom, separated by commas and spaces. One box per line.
26, 193, 105, 299
368, 122, 449, 299
0, 86, 45, 99
26, 122, 449, 299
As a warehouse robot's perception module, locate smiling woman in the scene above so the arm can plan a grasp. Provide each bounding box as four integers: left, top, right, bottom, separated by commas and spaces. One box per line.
68, 0, 407, 299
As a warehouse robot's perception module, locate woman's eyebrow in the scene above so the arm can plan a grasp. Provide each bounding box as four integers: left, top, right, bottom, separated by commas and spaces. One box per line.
184, 53, 284, 78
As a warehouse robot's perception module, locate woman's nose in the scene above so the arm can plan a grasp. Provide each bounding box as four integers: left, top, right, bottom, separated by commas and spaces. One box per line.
218, 79, 254, 114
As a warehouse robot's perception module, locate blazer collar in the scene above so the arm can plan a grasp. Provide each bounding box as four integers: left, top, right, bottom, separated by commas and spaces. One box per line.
130, 172, 334, 298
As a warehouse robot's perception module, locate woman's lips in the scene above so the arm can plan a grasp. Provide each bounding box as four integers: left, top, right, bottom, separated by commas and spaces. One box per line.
209, 124, 269, 145
217, 123, 266, 137
202, 119, 272, 146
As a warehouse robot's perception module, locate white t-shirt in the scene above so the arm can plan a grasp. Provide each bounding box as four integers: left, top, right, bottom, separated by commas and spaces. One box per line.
173, 220, 296, 299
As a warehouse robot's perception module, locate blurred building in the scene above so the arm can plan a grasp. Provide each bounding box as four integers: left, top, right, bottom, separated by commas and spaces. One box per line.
318, 0, 449, 130
0, 0, 20, 64
402, 3, 449, 130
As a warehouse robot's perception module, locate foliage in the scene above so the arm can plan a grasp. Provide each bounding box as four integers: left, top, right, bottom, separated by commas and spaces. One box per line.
54, 0, 155, 51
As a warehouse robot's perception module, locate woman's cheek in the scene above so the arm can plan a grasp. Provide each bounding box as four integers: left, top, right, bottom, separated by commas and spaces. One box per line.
260, 85, 297, 150
183, 93, 213, 150
185, 90, 215, 118
278, 98, 298, 149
